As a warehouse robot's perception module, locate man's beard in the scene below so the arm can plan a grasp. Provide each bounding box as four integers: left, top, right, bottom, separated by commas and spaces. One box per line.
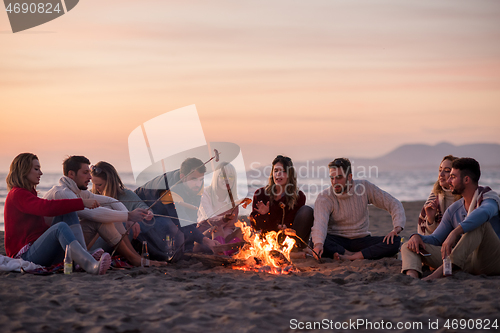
188, 187, 201, 195
78, 185, 88, 191
333, 183, 347, 194
451, 181, 465, 195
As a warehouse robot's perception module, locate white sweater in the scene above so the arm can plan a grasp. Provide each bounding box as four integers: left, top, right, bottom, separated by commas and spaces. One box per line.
311, 180, 406, 245
43, 176, 129, 223
197, 187, 235, 222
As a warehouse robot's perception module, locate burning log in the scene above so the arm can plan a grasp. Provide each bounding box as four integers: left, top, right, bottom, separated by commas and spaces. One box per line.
230, 221, 300, 275
269, 250, 291, 266
183, 253, 245, 268
211, 242, 246, 255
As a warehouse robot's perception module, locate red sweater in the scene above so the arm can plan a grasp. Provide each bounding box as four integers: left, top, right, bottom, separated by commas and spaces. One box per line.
250, 187, 306, 233
4, 187, 85, 258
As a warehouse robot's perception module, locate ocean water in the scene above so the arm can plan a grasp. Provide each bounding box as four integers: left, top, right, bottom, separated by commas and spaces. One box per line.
1, 170, 499, 231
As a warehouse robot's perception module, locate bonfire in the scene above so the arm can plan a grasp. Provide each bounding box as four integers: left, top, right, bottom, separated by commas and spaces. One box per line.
231, 221, 299, 275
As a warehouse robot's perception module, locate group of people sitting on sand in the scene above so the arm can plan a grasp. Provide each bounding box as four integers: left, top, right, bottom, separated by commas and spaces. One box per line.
4, 152, 500, 279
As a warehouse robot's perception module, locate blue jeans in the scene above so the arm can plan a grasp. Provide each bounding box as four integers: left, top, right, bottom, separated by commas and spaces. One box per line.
21, 223, 77, 266
52, 212, 80, 226
21, 212, 81, 266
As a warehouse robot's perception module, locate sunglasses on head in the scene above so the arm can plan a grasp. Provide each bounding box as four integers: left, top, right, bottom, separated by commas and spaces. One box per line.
90, 165, 103, 175
273, 155, 292, 164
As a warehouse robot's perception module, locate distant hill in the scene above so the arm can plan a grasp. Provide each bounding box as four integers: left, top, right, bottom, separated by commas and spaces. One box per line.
296, 142, 500, 172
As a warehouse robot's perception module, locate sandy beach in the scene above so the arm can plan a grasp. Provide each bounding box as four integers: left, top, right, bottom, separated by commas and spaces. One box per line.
1, 200, 500, 333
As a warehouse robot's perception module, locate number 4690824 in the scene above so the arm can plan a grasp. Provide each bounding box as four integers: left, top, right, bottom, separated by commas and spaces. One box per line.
5, 3, 62, 14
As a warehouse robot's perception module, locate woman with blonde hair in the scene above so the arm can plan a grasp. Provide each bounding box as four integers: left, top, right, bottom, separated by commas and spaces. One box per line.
402, 155, 463, 278
197, 162, 239, 241
250, 155, 313, 248
417, 155, 462, 236
4, 153, 111, 274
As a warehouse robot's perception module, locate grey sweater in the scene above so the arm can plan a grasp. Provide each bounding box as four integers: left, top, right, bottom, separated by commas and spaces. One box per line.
311, 180, 406, 245
117, 188, 149, 211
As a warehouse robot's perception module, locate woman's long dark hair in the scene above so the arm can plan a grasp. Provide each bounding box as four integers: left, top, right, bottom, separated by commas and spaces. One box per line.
265, 155, 299, 210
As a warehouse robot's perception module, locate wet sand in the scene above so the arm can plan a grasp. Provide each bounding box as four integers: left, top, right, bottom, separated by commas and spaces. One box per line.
1, 201, 499, 333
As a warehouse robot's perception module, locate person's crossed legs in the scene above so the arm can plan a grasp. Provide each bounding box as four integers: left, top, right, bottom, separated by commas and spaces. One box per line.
323, 234, 400, 260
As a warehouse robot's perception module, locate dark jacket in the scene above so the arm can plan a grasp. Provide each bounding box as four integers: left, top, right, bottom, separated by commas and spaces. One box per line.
134, 170, 205, 254
250, 187, 306, 233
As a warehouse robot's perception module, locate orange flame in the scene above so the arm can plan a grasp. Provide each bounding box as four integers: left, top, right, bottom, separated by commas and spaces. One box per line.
231, 221, 298, 274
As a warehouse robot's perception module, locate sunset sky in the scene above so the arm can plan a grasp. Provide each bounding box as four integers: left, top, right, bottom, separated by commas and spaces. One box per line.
1, 0, 499, 173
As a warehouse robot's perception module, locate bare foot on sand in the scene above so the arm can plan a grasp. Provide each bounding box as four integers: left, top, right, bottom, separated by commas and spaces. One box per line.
151, 260, 168, 267
422, 265, 444, 281
335, 250, 364, 261
405, 269, 419, 279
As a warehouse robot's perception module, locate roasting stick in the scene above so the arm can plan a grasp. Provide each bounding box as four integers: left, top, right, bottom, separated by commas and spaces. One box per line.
206, 164, 237, 238
279, 202, 286, 230
205, 198, 252, 220
220, 165, 236, 209
282, 228, 323, 264
277, 204, 322, 263
203, 198, 251, 239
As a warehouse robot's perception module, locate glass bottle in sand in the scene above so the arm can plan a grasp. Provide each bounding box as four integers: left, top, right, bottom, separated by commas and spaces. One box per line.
64, 245, 72, 275
141, 241, 150, 267
165, 235, 174, 261
443, 255, 452, 276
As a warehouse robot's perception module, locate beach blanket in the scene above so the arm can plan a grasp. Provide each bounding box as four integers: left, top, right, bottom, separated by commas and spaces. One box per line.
0, 254, 42, 272
468, 186, 500, 216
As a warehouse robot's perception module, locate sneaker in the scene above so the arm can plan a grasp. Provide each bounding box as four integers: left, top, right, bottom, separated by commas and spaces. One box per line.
91, 248, 105, 261
98, 253, 111, 275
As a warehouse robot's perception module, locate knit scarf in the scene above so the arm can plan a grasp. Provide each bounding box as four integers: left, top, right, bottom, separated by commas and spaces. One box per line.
58, 176, 82, 197
467, 186, 500, 216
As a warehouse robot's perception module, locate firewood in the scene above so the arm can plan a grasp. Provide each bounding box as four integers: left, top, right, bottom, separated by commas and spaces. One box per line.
183, 253, 245, 268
